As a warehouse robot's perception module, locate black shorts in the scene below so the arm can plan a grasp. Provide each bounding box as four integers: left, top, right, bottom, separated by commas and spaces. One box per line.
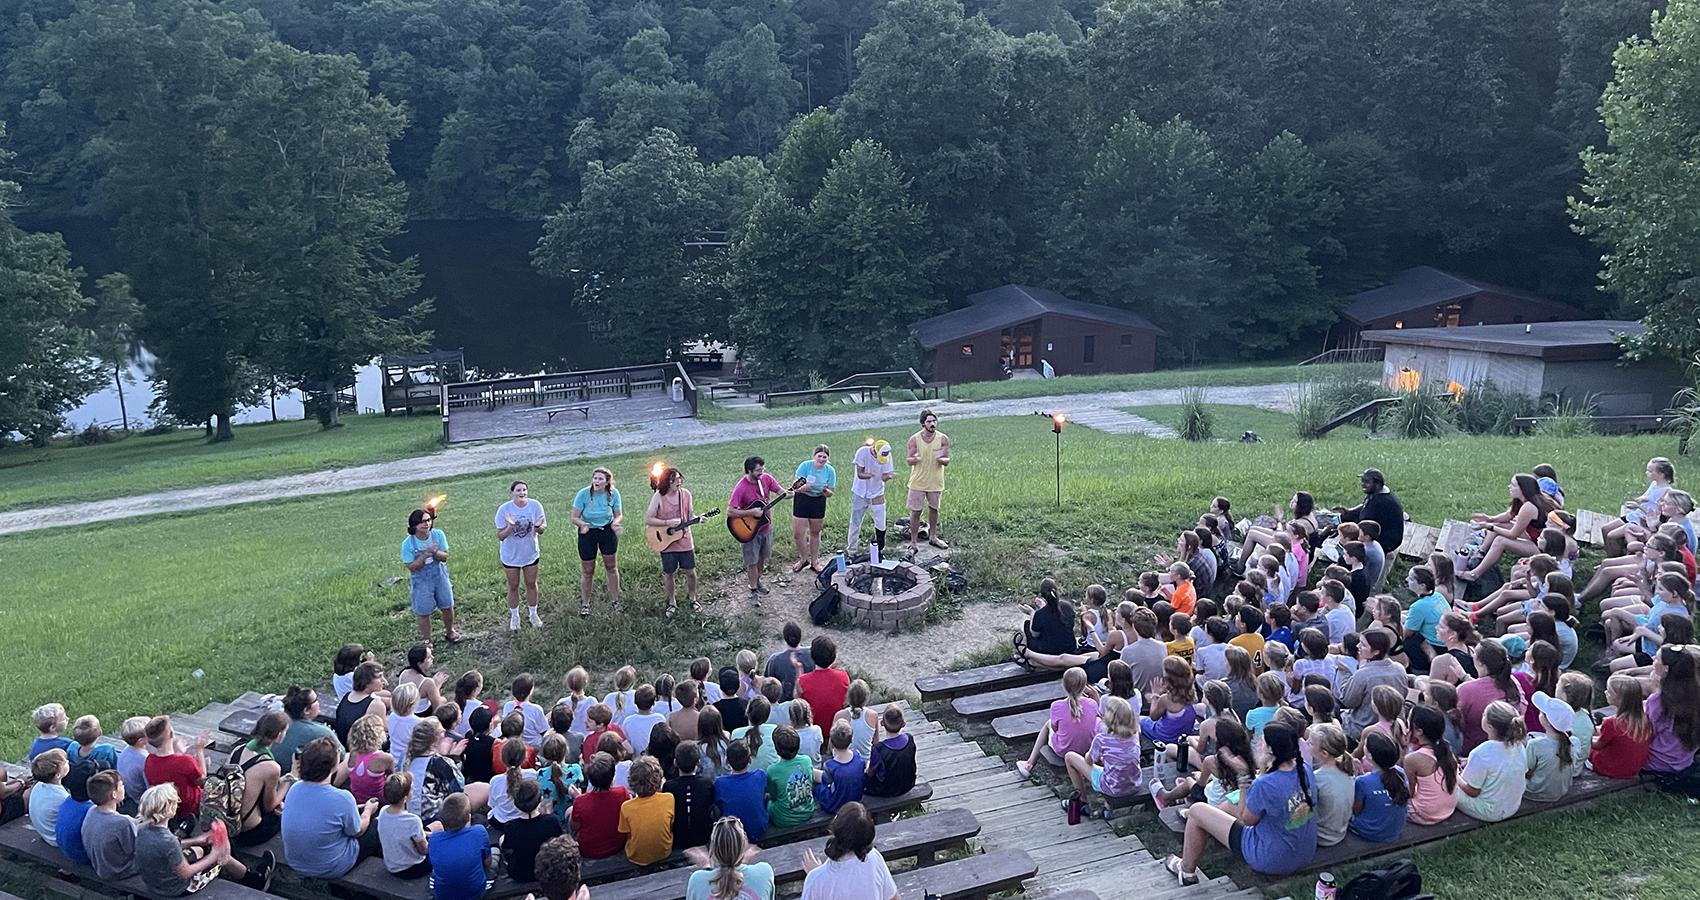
662, 550, 697, 573
503, 558, 540, 571
1635, 649, 1655, 667
1228, 821, 1245, 856
578, 526, 618, 561
794, 492, 828, 520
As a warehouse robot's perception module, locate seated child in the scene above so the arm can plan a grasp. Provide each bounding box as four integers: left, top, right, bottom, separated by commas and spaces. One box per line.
713, 740, 769, 841
622, 686, 667, 756
764, 726, 816, 829
863, 707, 917, 798
28, 749, 69, 845
428, 792, 491, 900
1349, 732, 1409, 842
500, 779, 563, 882
1063, 695, 1141, 819
617, 755, 674, 865
567, 753, 628, 860
68, 716, 120, 770
461, 707, 495, 785
813, 721, 866, 815
29, 704, 75, 761
378, 771, 437, 879
665, 742, 716, 850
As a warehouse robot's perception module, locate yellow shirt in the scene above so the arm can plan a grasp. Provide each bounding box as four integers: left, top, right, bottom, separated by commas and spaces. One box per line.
1229, 633, 1267, 673
908, 430, 948, 491
617, 792, 675, 865
1164, 637, 1195, 664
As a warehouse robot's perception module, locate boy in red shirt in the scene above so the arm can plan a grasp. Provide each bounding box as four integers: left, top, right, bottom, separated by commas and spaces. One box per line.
141, 716, 207, 828
568, 752, 629, 859
797, 636, 851, 728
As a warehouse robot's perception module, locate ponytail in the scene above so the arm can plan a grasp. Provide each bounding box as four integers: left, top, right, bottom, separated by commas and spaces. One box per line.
1063, 668, 1087, 722
1411, 707, 1459, 793
501, 739, 527, 806
707, 818, 749, 899
745, 697, 770, 758
1364, 732, 1409, 806
1039, 578, 1060, 611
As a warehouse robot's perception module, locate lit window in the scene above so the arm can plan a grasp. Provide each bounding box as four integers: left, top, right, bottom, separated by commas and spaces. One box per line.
960, 344, 973, 357
1393, 320, 1404, 329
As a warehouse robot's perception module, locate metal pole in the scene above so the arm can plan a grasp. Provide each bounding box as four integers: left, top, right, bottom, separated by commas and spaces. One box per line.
1055, 429, 1062, 508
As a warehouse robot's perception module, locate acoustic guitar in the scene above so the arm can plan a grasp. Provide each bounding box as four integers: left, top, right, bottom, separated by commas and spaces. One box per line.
646, 507, 721, 553
727, 477, 808, 543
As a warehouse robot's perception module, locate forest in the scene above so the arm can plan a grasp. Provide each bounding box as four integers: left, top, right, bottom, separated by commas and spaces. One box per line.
0, 0, 1695, 440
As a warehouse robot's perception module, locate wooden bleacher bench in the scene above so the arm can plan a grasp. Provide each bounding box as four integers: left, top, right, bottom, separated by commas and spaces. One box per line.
917, 662, 1055, 703
0, 819, 270, 900
1042, 891, 1104, 900
1435, 519, 1473, 556
1292, 771, 1643, 879
541, 403, 592, 422
1575, 508, 1612, 545
890, 848, 1037, 900
1396, 522, 1440, 559
592, 807, 980, 900
952, 680, 1068, 720
257, 782, 936, 899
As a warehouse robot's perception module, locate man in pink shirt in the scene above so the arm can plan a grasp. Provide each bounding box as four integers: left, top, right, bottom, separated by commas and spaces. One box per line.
729, 456, 793, 606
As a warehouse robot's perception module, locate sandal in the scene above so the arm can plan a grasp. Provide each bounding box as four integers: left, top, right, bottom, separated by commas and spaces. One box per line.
665, 602, 677, 619
929, 537, 950, 549
1162, 855, 1200, 886
444, 630, 464, 644
579, 601, 591, 618
790, 559, 809, 573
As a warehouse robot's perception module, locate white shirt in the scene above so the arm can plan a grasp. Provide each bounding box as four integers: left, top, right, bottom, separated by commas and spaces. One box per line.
602, 691, 637, 725
494, 500, 547, 567
487, 769, 536, 824
502, 700, 549, 748
623, 712, 667, 754
800, 847, 898, 900
850, 446, 894, 500
377, 807, 427, 872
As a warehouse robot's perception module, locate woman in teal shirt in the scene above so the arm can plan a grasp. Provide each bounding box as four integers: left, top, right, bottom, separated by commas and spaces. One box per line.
402, 508, 457, 642
571, 467, 623, 617
791, 445, 836, 573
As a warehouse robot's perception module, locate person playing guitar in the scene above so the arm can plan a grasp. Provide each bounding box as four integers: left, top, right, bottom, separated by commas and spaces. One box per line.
728, 456, 800, 607
645, 466, 700, 617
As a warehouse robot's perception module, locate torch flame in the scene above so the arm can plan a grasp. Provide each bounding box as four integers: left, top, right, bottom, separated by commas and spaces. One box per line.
651, 461, 665, 479
425, 494, 446, 511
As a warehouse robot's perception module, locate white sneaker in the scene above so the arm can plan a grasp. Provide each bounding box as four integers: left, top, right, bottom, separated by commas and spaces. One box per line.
528, 607, 544, 628
508, 610, 521, 632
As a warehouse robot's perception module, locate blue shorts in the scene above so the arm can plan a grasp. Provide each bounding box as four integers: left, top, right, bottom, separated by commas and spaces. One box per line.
410, 565, 454, 615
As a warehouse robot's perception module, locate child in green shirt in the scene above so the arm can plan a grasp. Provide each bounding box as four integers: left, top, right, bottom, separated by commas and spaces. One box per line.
763, 726, 816, 828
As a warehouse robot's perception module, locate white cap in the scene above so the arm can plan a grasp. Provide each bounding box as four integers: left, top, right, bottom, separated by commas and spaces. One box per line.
1532, 691, 1574, 734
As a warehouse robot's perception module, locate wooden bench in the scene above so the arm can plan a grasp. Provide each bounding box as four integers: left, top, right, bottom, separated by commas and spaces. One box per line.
1436, 519, 1473, 556
0, 819, 270, 900
593, 807, 980, 900
917, 662, 1055, 702
1396, 522, 1440, 559
1575, 508, 1613, 546
268, 783, 936, 899
1293, 772, 1643, 878
541, 404, 592, 422
951, 680, 1067, 720
890, 848, 1037, 900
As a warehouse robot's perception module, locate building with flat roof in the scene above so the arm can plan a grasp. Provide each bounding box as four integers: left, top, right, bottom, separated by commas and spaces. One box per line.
1363, 320, 1686, 416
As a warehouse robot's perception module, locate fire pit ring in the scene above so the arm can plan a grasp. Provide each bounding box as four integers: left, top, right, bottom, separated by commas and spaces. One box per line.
832, 561, 934, 630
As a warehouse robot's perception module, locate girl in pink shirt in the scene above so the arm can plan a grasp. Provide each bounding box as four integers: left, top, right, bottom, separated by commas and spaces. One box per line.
1017, 668, 1101, 778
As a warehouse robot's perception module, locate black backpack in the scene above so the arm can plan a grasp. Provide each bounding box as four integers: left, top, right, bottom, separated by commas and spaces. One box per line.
1340, 858, 1424, 900
809, 584, 842, 626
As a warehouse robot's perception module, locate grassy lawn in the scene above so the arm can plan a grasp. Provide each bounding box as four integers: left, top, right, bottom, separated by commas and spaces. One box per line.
0, 414, 1678, 756
0, 414, 441, 512
947, 362, 1375, 401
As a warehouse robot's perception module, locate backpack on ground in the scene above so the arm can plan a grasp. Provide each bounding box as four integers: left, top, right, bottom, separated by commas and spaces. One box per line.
809, 584, 842, 626
1339, 858, 1424, 900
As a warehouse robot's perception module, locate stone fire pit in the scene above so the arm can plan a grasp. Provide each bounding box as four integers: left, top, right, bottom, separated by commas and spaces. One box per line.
832, 561, 934, 630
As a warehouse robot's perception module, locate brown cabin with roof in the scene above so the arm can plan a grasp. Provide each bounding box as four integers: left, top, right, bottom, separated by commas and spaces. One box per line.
912, 285, 1164, 383
1327, 266, 1583, 350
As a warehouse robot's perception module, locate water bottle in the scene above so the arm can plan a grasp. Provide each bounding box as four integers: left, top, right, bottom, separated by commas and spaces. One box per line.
870, 542, 881, 566
835, 553, 847, 574
1315, 871, 1337, 900
192, 668, 205, 680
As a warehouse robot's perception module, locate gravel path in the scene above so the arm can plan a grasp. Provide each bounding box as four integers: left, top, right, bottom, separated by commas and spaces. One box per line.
0, 383, 1297, 536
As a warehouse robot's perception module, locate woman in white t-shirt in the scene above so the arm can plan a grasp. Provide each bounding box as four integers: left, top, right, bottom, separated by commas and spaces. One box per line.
495, 480, 548, 631
846, 440, 895, 556
799, 803, 898, 900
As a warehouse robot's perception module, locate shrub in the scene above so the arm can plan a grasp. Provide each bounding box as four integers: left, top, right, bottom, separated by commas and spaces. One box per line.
1666, 360, 1700, 456
1178, 387, 1214, 441
1455, 379, 1536, 435
70, 423, 114, 447
1290, 382, 1332, 440
1315, 372, 1382, 418
1389, 389, 1454, 439
142, 422, 179, 437
1533, 395, 1598, 439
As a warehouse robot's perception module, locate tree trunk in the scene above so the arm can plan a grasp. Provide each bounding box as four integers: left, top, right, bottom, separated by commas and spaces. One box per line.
114, 365, 130, 432
213, 411, 235, 443
204, 418, 214, 439
323, 397, 343, 430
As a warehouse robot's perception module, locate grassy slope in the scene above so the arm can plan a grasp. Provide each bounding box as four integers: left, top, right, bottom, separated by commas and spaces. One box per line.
0, 415, 441, 512
947, 362, 1377, 401
0, 415, 1675, 755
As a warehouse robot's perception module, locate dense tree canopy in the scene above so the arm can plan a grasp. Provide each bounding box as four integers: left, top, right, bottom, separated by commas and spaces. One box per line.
0, 0, 1684, 399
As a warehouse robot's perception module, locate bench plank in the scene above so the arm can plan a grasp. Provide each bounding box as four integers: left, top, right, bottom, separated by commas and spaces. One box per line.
952, 680, 1067, 719
0, 819, 269, 900
593, 807, 980, 900
1575, 508, 1612, 546
1436, 519, 1473, 556
917, 663, 1054, 702
1395, 523, 1440, 559
891, 849, 1037, 900
1299, 772, 1640, 876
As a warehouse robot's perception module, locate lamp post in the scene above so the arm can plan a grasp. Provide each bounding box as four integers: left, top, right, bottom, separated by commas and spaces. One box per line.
1050, 412, 1067, 508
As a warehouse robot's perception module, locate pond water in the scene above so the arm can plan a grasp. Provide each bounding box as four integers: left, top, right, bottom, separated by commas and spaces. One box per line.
38, 218, 613, 428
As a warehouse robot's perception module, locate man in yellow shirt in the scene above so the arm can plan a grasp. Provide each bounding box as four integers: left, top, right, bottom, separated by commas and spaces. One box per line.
905, 409, 951, 555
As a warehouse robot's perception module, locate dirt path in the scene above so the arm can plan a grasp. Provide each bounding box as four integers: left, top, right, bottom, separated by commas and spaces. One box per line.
0, 383, 1297, 536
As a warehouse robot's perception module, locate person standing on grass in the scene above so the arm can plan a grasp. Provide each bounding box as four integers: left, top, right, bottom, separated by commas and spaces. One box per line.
847, 439, 895, 555
905, 410, 951, 555
730, 456, 793, 607
403, 508, 459, 643
1338, 468, 1403, 555
571, 467, 624, 618
496, 480, 548, 631
791, 445, 836, 573
646, 466, 700, 616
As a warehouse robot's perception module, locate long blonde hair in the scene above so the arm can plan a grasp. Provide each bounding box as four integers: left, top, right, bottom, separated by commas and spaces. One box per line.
611, 666, 637, 716
349, 714, 388, 755
1100, 695, 1136, 739
707, 816, 750, 899
1063, 668, 1088, 721
1607, 674, 1652, 742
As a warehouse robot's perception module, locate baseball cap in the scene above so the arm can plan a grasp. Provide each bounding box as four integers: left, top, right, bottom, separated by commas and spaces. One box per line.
1532, 691, 1574, 734
1500, 634, 1528, 661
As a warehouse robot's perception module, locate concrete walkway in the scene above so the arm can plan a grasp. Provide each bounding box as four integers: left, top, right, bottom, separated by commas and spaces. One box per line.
0, 383, 1296, 536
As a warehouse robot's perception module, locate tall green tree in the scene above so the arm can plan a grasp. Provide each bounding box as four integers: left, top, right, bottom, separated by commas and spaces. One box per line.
534, 128, 718, 362
1573, 0, 1700, 362
88, 272, 141, 432
773, 108, 845, 202
705, 24, 803, 156
0, 126, 103, 444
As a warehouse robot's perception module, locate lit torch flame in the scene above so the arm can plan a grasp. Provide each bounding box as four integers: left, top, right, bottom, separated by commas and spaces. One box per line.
425, 494, 447, 512
651, 462, 665, 480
